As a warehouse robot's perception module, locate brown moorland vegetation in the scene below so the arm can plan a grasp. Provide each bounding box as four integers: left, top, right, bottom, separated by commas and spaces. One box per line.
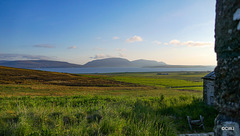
0, 66, 140, 87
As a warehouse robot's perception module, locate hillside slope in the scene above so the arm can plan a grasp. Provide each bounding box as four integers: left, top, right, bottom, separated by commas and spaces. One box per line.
0, 66, 139, 87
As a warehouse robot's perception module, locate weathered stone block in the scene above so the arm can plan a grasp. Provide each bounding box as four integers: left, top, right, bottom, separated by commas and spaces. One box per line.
214, 114, 240, 136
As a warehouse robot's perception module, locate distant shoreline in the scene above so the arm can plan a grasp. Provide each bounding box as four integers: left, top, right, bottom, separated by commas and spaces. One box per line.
32, 66, 215, 74
143, 65, 216, 68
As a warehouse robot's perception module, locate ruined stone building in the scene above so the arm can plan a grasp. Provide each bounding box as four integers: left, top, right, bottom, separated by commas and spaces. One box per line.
202, 71, 215, 106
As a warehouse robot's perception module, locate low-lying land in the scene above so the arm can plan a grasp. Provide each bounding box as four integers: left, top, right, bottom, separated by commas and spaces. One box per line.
0, 66, 217, 135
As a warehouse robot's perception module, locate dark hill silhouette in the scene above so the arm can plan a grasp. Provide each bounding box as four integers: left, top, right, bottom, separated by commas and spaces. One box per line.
84, 58, 132, 67
131, 59, 166, 67
0, 60, 83, 68
0, 58, 167, 68
84, 58, 167, 67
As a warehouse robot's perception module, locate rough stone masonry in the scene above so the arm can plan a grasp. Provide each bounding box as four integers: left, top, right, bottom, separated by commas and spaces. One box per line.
214, 0, 240, 135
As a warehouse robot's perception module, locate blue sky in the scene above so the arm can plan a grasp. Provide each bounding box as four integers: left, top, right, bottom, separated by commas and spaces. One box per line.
0, 0, 216, 65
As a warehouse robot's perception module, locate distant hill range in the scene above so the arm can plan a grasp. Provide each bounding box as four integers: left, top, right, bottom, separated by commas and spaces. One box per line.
84, 58, 132, 67
84, 58, 166, 67
131, 59, 166, 67
0, 60, 83, 68
0, 58, 167, 68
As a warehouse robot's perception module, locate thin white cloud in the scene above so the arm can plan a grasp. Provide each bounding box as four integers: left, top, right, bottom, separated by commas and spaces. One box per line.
164, 43, 169, 45
113, 36, 120, 40
168, 39, 213, 47
90, 54, 113, 59
90, 53, 125, 59
115, 48, 126, 57
182, 41, 214, 47
152, 40, 162, 45
126, 35, 143, 43
33, 44, 55, 48
169, 40, 181, 45
68, 46, 77, 49
118, 53, 126, 57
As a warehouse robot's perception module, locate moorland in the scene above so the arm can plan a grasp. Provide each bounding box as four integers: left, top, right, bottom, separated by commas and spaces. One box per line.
0, 66, 217, 135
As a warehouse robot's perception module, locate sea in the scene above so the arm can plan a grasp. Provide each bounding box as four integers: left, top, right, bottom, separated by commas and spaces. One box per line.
32, 66, 215, 74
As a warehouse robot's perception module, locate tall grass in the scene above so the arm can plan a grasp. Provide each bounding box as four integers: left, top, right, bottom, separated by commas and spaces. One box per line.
0, 95, 217, 135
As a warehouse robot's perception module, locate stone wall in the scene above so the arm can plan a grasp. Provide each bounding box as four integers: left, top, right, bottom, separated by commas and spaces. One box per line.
214, 0, 240, 135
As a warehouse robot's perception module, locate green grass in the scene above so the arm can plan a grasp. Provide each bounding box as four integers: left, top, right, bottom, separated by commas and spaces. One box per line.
113, 76, 202, 88
0, 66, 217, 135
100, 72, 208, 91
0, 95, 217, 136
0, 84, 202, 98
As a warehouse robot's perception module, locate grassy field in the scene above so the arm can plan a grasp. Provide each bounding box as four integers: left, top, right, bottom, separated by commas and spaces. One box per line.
0, 66, 217, 135
101, 72, 207, 91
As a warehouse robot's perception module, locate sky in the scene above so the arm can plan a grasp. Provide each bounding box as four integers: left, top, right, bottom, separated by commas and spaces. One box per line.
0, 0, 217, 65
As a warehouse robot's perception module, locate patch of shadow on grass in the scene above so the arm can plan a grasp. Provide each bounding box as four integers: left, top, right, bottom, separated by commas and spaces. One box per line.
87, 113, 102, 123
3, 115, 19, 124
177, 89, 201, 92
63, 115, 76, 125
27, 112, 42, 127
156, 98, 217, 133
48, 112, 62, 119
75, 112, 86, 123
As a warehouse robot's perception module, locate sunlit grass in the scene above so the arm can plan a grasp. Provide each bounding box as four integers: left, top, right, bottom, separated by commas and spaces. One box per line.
0, 95, 217, 135
101, 72, 207, 91
0, 84, 202, 97
0, 66, 214, 135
